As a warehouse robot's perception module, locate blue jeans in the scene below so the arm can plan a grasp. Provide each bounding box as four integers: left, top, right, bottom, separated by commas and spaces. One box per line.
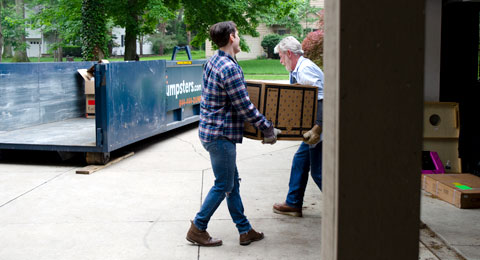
194, 138, 251, 234
286, 142, 322, 208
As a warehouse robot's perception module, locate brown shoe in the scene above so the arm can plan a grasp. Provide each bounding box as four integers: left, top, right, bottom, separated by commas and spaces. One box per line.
186, 220, 222, 247
273, 202, 302, 217
239, 228, 264, 246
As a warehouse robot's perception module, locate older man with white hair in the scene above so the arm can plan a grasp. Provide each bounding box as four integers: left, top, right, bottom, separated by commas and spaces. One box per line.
273, 36, 324, 217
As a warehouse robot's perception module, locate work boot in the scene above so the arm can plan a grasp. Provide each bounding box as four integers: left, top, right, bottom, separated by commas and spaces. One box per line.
239, 228, 264, 246
273, 202, 303, 217
186, 220, 222, 247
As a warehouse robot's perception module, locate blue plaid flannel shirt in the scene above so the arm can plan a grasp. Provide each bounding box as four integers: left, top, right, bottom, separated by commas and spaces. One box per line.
199, 50, 272, 143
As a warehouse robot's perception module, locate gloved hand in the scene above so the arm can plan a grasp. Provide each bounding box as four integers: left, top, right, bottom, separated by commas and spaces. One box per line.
262, 126, 282, 145
303, 125, 322, 145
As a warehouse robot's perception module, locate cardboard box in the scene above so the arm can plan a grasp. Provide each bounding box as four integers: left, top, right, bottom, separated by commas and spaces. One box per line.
244, 81, 318, 140
424, 102, 459, 138
423, 139, 461, 173
86, 94, 95, 118
77, 59, 109, 95
78, 68, 95, 94
422, 174, 480, 209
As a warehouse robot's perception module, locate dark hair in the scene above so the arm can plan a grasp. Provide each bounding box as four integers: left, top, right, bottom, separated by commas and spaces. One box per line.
209, 21, 237, 48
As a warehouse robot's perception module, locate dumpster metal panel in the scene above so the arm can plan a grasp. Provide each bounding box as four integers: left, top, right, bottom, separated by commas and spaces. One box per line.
97, 60, 168, 152
97, 60, 205, 152
0, 62, 95, 132
165, 62, 204, 111
0, 59, 205, 155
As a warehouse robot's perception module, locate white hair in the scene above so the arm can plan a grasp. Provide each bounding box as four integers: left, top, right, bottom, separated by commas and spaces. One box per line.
274, 36, 304, 55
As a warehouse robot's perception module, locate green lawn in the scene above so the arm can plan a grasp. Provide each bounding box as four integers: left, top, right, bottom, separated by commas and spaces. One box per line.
1, 51, 288, 80
0, 50, 206, 63
238, 59, 287, 75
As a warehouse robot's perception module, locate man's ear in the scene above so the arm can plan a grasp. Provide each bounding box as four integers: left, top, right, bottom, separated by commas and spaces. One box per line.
287, 50, 293, 58
229, 33, 235, 43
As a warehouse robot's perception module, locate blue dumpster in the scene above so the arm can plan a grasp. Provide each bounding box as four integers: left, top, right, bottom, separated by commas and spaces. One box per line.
0, 59, 205, 163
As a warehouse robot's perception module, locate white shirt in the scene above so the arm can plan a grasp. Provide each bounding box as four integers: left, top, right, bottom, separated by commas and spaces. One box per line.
290, 56, 324, 100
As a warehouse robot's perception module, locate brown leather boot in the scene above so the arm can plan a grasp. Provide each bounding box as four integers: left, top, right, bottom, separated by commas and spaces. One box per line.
239, 228, 264, 246
186, 220, 222, 247
273, 202, 302, 217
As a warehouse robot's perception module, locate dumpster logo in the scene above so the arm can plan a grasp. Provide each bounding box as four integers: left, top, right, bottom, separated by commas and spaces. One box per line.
166, 80, 202, 99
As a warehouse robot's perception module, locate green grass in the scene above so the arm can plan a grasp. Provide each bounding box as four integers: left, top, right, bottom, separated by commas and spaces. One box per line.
1, 52, 286, 80
238, 59, 288, 75
244, 74, 289, 80
1, 50, 206, 63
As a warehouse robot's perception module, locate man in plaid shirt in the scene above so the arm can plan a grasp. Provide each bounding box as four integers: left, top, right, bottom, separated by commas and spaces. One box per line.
186, 21, 280, 247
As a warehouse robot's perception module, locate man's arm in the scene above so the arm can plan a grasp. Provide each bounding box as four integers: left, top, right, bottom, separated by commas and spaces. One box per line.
223, 65, 271, 131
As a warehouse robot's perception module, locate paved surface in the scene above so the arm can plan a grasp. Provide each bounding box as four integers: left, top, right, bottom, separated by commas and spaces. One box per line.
0, 124, 478, 259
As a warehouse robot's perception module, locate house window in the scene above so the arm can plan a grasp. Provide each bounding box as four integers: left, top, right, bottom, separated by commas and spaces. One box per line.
121, 35, 125, 47
277, 29, 287, 35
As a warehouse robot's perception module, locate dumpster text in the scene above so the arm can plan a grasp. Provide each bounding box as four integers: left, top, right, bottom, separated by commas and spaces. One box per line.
166, 80, 202, 99
179, 96, 202, 107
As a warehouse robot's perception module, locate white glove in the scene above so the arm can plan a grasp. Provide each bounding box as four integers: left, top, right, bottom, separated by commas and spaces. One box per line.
303, 125, 322, 145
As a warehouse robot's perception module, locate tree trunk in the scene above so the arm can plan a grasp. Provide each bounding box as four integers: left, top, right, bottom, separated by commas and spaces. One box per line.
158, 22, 166, 56
13, 0, 30, 62
57, 45, 63, 62
82, 0, 107, 61
3, 44, 13, 58
187, 31, 192, 49
56, 33, 63, 62
124, 25, 137, 60
0, 0, 3, 62
139, 35, 143, 56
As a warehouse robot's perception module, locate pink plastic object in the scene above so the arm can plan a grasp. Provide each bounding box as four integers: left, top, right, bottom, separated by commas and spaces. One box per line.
422, 151, 445, 174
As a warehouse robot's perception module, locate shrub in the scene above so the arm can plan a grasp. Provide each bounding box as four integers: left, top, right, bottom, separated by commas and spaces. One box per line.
261, 34, 283, 59
302, 10, 324, 68
302, 29, 323, 68
148, 34, 178, 55
62, 46, 82, 57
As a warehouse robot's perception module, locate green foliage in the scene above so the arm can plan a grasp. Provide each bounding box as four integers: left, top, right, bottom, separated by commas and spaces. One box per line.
1, 2, 28, 52
62, 45, 82, 57
104, 0, 177, 60
180, 0, 294, 50
148, 33, 177, 55
261, 34, 283, 59
301, 10, 324, 67
261, 0, 321, 39
81, 0, 109, 60
28, 0, 83, 45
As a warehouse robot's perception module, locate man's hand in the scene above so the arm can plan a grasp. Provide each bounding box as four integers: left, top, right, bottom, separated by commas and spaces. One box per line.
262, 127, 282, 145
303, 125, 322, 145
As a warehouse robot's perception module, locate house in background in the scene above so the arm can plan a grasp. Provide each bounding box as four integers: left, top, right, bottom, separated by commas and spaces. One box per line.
22, 26, 154, 58
110, 27, 154, 56
205, 0, 324, 60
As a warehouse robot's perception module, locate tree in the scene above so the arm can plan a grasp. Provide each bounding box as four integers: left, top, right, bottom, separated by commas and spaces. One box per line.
302, 9, 323, 67
81, 0, 108, 60
261, 0, 321, 39
180, 0, 295, 51
104, 0, 177, 60
29, 0, 83, 61
1, 0, 14, 59
0, 0, 3, 62
12, 0, 29, 62
261, 34, 282, 58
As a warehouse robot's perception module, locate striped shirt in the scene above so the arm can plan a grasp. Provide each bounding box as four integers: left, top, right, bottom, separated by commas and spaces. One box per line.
199, 50, 272, 143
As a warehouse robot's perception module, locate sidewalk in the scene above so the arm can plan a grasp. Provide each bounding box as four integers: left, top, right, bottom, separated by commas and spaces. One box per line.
0, 125, 321, 260
0, 125, 478, 259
